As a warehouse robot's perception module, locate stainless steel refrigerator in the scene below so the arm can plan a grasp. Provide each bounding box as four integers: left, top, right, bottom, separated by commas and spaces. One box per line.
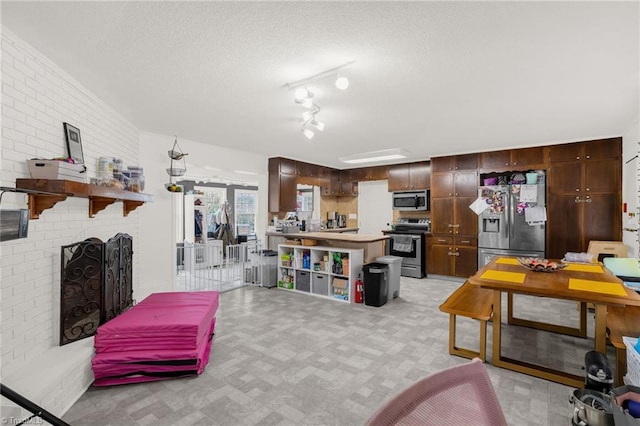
477, 183, 546, 267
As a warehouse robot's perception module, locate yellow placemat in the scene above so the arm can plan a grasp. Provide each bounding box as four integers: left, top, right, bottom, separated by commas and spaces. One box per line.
480, 270, 526, 283
564, 264, 603, 273
568, 278, 627, 296
496, 257, 520, 265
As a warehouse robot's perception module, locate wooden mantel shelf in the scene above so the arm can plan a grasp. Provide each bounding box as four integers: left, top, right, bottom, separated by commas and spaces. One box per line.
16, 179, 153, 219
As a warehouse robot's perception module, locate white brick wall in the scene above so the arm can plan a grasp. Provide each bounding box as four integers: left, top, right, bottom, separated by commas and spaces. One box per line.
1, 27, 141, 416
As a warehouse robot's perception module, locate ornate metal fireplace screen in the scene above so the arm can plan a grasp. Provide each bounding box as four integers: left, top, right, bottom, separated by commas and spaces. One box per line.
60, 233, 133, 345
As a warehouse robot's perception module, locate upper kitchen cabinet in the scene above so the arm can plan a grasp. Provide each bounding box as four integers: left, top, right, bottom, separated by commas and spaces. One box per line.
549, 137, 621, 163
387, 161, 430, 191
430, 153, 477, 173
296, 161, 310, 177
268, 158, 297, 212
479, 147, 546, 172
548, 138, 622, 196
338, 170, 358, 197
430, 155, 478, 198
349, 165, 389, 182
278, 157, 298, 175
321, 170, 343, 196
546, 138, 622, 258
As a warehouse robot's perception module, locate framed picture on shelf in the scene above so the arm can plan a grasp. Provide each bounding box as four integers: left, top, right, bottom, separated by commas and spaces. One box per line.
63, 122, 84, 164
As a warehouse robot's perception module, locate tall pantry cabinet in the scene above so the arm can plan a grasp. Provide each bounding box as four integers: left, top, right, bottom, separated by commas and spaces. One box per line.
546, 138, 622, 259
428, 153, 479, 277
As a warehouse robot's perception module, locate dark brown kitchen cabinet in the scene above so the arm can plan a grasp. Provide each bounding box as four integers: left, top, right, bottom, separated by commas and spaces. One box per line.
546, 138, 622, 258
268, 158, 297, 212
341, 180, 358, 197
307, 164, 320, 178
336, 170, 358, 196
349, 165, 388, 182
431, 153, 478, 173
426, 237, 453, 276
479, 147, 546, 172
431, 197, 478, 236
279, 158, 298, 175
295, 161, 310, 177
321, 170, 343, 196
429, 153, 479, 278
426, 235, 477, 278
348, 168, 366, 182
549, 137, 621, 163
387, 161, 430, 191
431, 171, 477, 198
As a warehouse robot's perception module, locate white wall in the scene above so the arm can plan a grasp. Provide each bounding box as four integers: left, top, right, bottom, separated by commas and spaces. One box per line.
1, 28, 141, 415
136, 132, 269, 300
0, 27, 270, 417
622, 117, 640, 258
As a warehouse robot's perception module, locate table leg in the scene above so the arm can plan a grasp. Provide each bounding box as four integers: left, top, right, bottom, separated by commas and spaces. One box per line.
492, 290, 502, 366
506, 292, 587, 338
490, 289, 584, 388
594, 304, 607, 353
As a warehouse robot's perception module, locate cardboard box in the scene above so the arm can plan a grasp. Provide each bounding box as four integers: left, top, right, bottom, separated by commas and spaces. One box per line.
332, 278, 348, 289
27, 160, 86, 183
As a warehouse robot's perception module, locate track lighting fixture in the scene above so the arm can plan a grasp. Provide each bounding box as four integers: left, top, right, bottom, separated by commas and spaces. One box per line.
301, 128, 314, 139
293, 87, 311, 101
302, 110, 314, 122
284, 61, 354, 139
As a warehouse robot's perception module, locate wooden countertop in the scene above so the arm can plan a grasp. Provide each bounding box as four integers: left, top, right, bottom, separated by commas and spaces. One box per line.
266, 228, 360, 236
277, 232, 389, 243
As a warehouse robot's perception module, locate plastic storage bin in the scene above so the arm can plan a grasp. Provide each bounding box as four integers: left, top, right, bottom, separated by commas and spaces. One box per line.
362, 262, 389, 307
296, 270, 311, 293
623, 336, 640, 386
312, 273, 329, 296
376, 255, 403, 302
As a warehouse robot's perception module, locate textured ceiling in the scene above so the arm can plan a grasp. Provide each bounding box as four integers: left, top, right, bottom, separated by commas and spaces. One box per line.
2, 1, 638, 171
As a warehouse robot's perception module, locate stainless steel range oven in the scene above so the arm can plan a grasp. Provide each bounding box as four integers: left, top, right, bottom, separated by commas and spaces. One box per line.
383, 218, 430, 278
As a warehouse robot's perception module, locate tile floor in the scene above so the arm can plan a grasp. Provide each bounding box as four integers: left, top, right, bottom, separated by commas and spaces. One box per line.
63, 276, 613, 425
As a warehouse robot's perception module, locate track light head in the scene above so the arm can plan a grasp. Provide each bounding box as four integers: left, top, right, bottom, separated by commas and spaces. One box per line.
293, 87, 311, 101
302, 111, 314, 122
310, 119, 325, 131
301, 128, 314, 140
335, 75, 349, 90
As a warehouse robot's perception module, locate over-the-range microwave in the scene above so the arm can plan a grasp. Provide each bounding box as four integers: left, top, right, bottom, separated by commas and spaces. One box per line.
392, 190, 430, 211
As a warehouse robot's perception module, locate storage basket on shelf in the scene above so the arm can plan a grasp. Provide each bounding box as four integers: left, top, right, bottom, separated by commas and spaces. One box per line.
27, 159, 86, 183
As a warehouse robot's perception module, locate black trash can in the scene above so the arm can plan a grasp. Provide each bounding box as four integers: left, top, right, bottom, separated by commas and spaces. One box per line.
362, 262, 389, 307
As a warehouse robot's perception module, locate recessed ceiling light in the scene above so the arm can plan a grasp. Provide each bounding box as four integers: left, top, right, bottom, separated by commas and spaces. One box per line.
339, 149, 410, 164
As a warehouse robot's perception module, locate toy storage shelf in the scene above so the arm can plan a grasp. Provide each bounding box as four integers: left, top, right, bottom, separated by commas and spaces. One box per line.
277, 244, 363, 304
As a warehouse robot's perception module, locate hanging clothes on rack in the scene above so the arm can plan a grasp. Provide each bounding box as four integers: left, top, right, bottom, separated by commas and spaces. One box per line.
215, 201, 236, 251
194, 210, 204, 241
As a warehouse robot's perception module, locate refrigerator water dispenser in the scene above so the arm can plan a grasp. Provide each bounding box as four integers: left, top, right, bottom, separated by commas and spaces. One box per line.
483, 218, 501, 233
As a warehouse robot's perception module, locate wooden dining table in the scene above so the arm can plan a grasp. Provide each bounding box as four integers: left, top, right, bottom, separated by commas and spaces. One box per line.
468, 256, 640, 387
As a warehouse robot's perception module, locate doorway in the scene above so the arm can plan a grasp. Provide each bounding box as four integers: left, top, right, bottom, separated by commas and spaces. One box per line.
357, 181, 393, 234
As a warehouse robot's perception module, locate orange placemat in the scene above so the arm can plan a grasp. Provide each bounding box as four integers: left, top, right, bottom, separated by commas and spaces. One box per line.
480, 270, 525, 284
564, 264, 603, 273
496, 257, 520, 265
568, 278, 627, 296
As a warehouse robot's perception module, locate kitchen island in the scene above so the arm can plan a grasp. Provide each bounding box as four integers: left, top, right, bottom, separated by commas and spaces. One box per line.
275, 231, 388, 263
265, 228, 359, 250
